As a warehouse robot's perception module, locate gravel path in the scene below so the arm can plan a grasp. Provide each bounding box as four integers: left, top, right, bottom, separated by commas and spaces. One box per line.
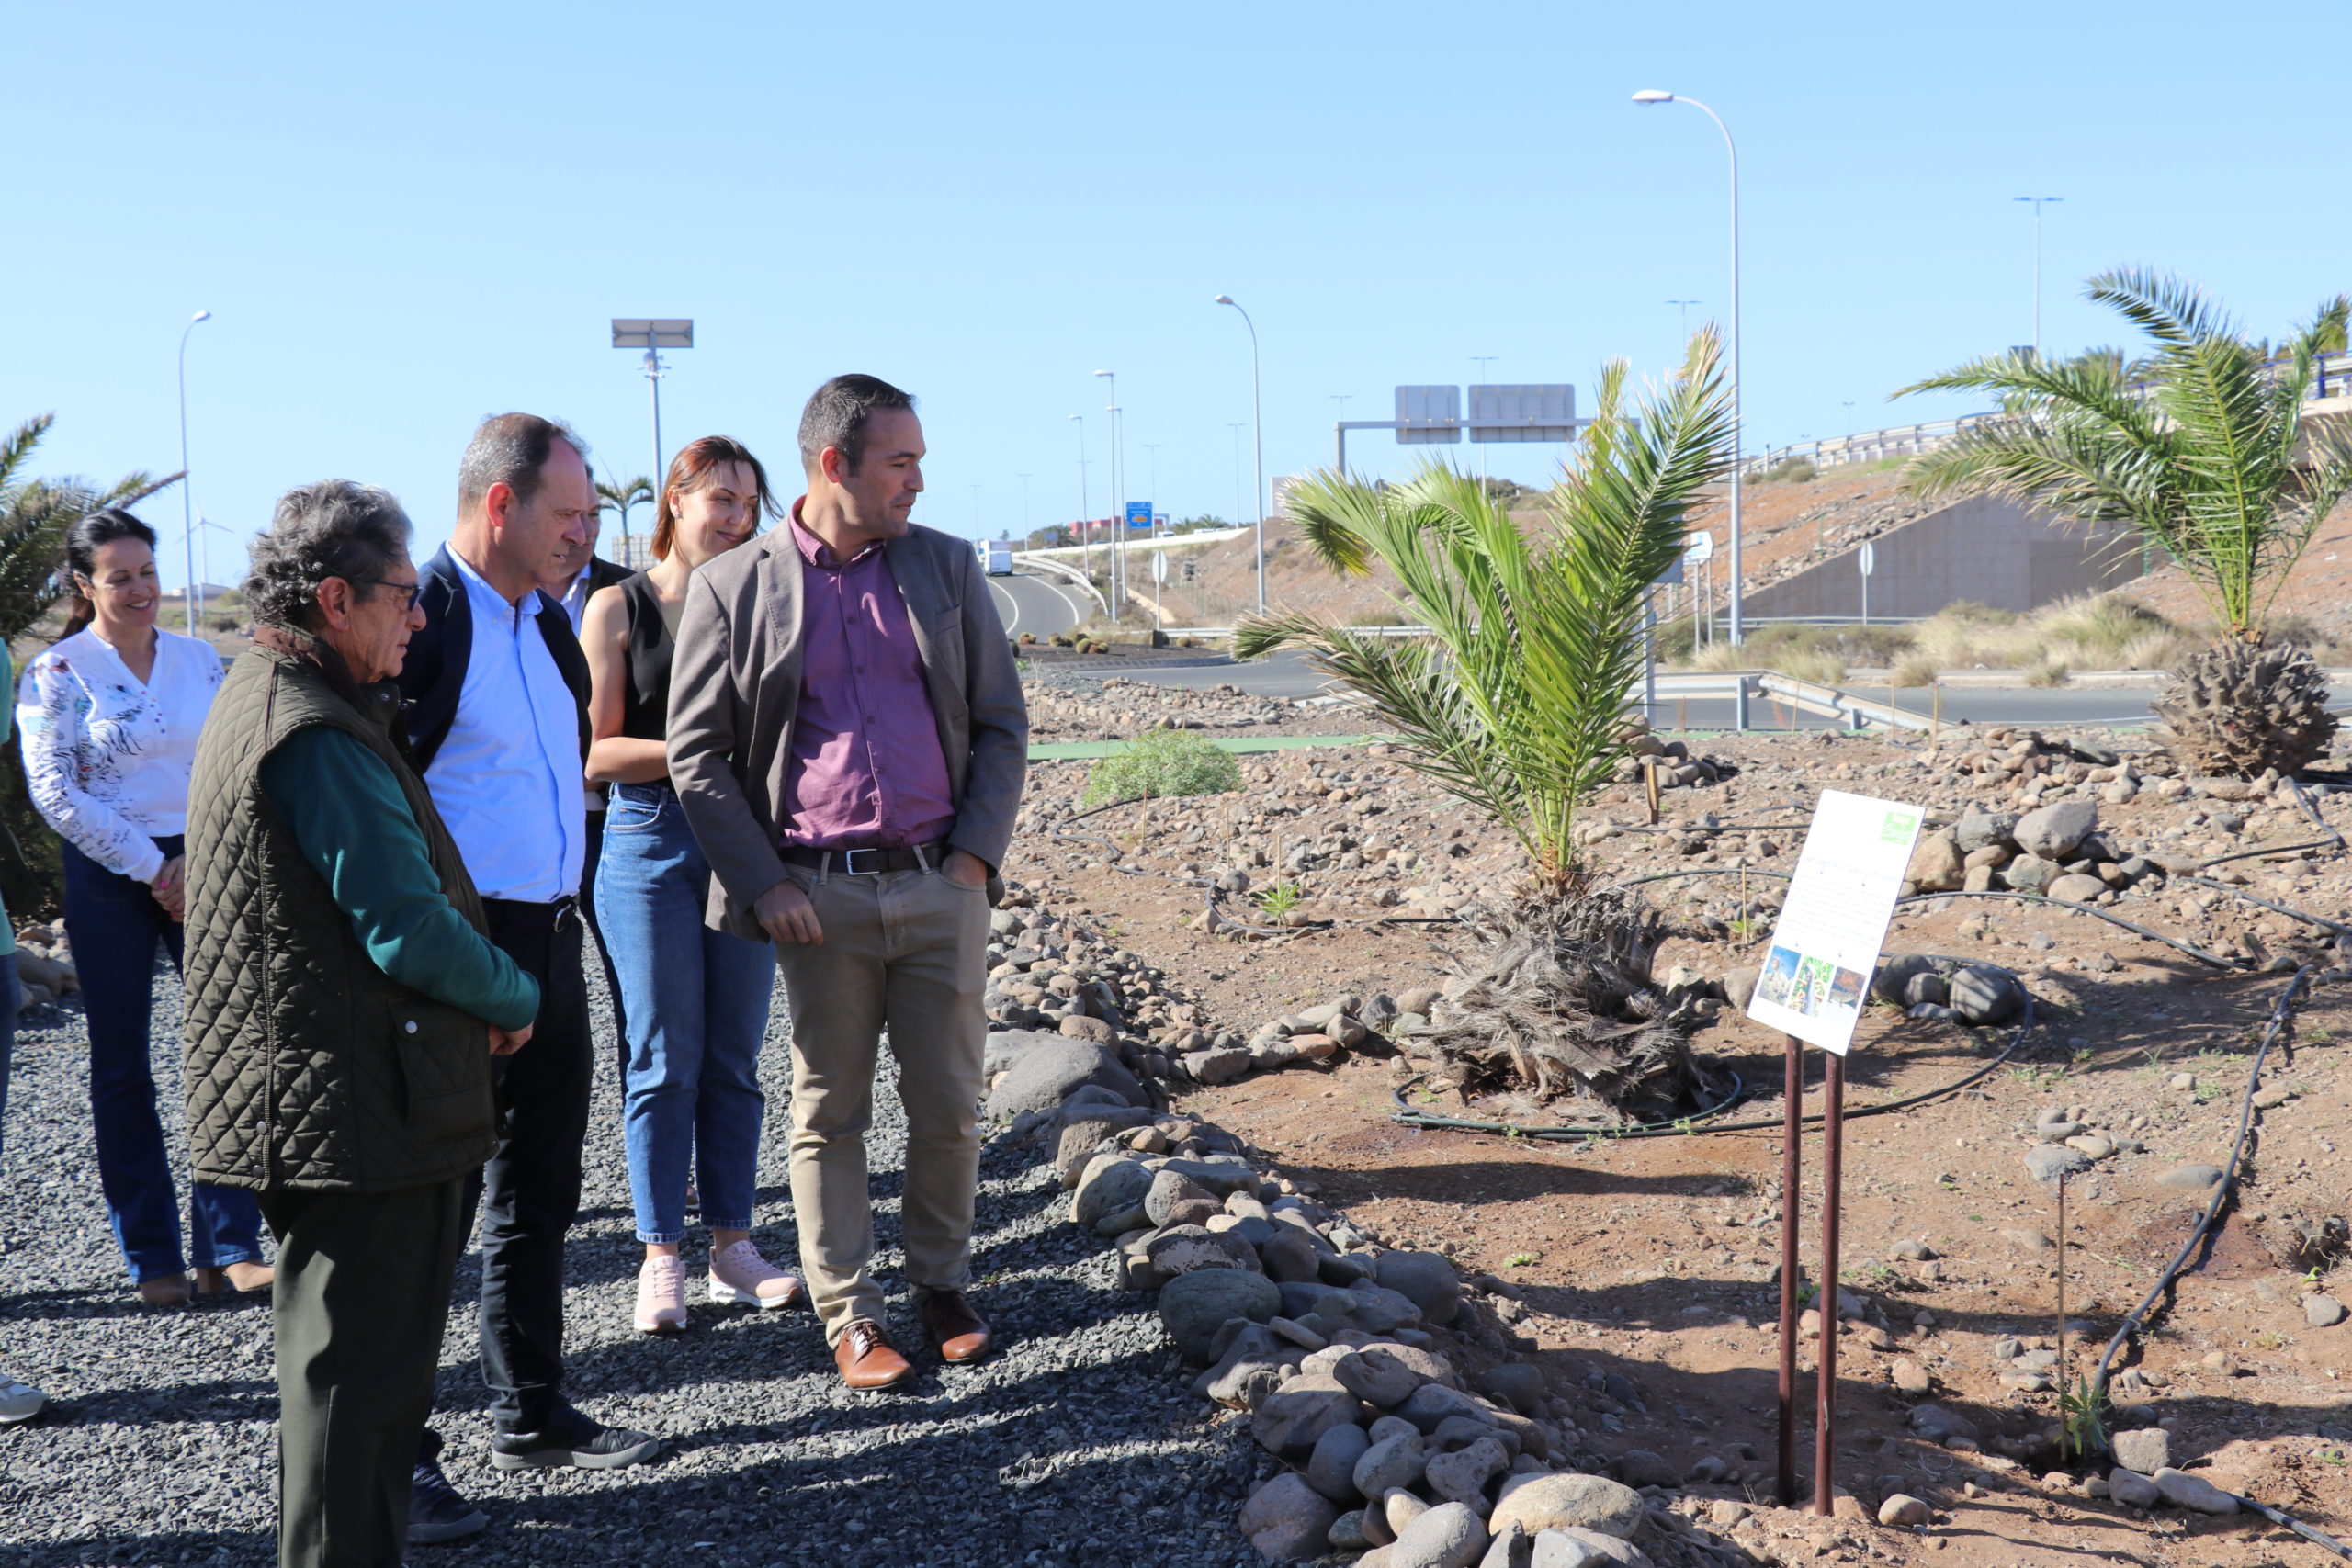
0, 958, 1255, 1567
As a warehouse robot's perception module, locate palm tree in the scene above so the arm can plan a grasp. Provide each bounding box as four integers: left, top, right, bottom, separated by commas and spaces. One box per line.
0, 413, 177, 914
595, 475, 655, 566
1232, 333, 1733, 1118
1237, 329, 1730, 890
1899, 269, 2350, 776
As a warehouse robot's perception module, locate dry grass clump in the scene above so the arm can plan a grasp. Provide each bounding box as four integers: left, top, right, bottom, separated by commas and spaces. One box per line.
1906, 593, 2191, 672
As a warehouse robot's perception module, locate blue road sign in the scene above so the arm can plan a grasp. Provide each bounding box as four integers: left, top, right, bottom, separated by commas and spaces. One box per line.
1125, 501, 1153, 533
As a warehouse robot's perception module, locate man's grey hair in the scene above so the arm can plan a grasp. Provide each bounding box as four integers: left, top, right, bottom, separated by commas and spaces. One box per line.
797, 374, 915, 474
457, 412, 590, 512
247, 480, 414, 630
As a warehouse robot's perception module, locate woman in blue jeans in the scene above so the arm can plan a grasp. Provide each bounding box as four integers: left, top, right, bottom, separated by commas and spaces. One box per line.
17, 508, 266, 1306
581, 436, 794, 1333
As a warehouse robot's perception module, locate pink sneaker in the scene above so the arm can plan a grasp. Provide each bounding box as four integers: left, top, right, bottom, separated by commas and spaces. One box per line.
634, 1256, 688, 1334
708, 1240, 804, 1310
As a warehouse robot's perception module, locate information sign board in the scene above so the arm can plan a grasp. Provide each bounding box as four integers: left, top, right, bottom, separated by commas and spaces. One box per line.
1125, 501, 1153, 533
1684, 531, 1714, 563
1742, 790, 1922, 1055
1468, 383, 1577, 444
1395, 385, 1463, 445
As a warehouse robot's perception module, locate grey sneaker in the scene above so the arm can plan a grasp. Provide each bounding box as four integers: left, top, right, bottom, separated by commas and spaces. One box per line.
0, 1371, 46, 1427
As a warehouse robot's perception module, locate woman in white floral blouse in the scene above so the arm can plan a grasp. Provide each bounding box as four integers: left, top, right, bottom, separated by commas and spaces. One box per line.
17, 507, 266, 1307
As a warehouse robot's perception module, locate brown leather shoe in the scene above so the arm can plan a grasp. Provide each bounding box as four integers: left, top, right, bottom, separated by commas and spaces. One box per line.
919, 1290, 993, 1363
833, 1319, 914, 1390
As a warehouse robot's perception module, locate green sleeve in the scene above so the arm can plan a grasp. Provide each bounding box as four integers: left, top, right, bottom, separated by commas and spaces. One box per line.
260, 726, 539, 1031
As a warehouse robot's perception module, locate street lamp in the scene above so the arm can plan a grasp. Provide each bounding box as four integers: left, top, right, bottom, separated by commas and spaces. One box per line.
610, 319, 693, 484
1094, 370, 1123, 616
176, 310, 212, 635
1634, 90, 1745, 645
1666, 300, 1700, 333
1213, 295, 1266, 614
2013, 197, 2064, 357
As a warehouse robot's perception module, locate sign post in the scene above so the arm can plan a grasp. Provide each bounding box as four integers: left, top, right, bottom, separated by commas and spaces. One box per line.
1742, 790, 1923, 1510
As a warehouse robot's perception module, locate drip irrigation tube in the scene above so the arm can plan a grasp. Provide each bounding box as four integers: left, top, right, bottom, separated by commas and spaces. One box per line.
2083, 967, 2352, 1559
1386, 992, 2035, 1141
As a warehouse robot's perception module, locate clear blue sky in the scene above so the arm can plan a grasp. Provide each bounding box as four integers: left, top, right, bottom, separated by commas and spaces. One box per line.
10, 0, 2347, 582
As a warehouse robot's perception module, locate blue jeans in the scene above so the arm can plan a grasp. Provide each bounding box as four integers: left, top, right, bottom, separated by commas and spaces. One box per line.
599, 784, 774, 1245
64, 839, 265, 1282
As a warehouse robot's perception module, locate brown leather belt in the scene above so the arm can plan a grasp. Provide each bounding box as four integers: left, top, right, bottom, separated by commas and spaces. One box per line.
777, 840, 951, 876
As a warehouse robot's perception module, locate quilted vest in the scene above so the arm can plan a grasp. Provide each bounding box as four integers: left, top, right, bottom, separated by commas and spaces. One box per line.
184, 644, 497, 1191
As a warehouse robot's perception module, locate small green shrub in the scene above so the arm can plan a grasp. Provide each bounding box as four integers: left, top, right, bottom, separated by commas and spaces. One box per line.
1081, 728, 1242, 806
1758, 457, 1817, 483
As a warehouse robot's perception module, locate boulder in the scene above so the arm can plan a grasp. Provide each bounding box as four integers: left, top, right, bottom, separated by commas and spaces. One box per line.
1491, 1474, 1645, 1542
1145, 1168, 1215, 1227
2152, 1467, 2239, 1515
1396, 1381, 1492, 1433
2310, 1294, 2348, 1328
1376, 1250, 1464, 1326
1238, 1472, 1341, 1563
987, 1038, 1143, 1119
1479, 1522, 1535, 1568
1531, 1529, 1654, 1568
1877, 1494, 1931, 1528
1057, 1012, 1117, 1044
2003, 852, 2055, 892
1071, 1155, 1153, 1228
1954, 810, 2020, 854
1389, 1500, 1488, 1568
1259, 1227, 1324, 1283
1476, 1363, 1546, 1416
1158, 1156, 1263, 1197
1425, 1434, 1510, 1503
1183, 1045, 1252, 1085
1947, 964, 2026, 1025
1146, 1224, 1261, 1277
2110, 1427, 2170, 1476
1307, 1419, 1374, 1502
1252, 1385, 1365, 1463
1344, 1283, 1429, 1335
1355, 1430, 1430, 1497
1159, 1269, 1282, 1360
2107, 1467, 2161, 1508
2016, 800, 2098, 860
1336, 1346, 1432, 1409
1723, 966, 1760, 1013
2046, 873, 2109, 905
1905, 830, 1966, 892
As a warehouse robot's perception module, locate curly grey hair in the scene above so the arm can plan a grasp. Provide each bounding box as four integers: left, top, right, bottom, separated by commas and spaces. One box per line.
246, 480, 413, 630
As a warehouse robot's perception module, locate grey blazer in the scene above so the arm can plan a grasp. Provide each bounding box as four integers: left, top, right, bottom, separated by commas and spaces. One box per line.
667, 520, 1028, 939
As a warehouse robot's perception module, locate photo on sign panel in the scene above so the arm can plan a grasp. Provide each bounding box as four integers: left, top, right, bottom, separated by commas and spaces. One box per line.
1740, 790, 1924, 1055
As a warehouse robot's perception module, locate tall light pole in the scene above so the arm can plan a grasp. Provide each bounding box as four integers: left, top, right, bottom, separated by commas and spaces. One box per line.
1094, 370, 1122, 617
1227, 422, 1248, 530
1468, 358, 1499, 486
611, 319, 694, 486
2014, 197, 2064, 357
1666, 301, 1700, 333
1069, 414, 1091, 582
1634, 91, 1744, 644
1213, 296, 1265, 613
176, 310, 212, 634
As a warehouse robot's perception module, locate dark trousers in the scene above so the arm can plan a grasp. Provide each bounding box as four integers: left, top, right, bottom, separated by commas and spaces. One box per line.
262, 1178, 467, 1568
578, 808, 629, 1078
471, 898, 592, 1434
64, 837, 264, 1280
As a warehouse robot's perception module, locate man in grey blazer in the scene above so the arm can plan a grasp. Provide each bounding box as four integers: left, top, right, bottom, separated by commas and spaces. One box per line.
668, 374, 1026, 1390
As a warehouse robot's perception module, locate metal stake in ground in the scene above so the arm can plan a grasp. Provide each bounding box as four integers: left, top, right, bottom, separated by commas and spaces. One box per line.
1815, 1052, 1846, 1517
1778, 1033, 1804, 1506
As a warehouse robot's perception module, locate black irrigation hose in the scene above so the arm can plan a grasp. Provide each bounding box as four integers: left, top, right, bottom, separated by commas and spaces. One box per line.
2177, 874, 2352, 940
2080, 968, 2352, 1560
1386, 991, 2036, 1142
2193, 838, 2342, 870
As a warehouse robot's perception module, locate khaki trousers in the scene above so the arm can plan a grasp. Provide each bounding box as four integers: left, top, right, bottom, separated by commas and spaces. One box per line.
772, 863, 989, 1344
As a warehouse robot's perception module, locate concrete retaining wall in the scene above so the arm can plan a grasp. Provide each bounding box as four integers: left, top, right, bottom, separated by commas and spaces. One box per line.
1742, 494, 2146, 620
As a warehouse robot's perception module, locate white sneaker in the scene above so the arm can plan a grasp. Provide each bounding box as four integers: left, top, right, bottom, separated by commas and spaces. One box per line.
633, 1256, 688, 1334
0, 1371, 45, 1427
707, 1240, 804, 1310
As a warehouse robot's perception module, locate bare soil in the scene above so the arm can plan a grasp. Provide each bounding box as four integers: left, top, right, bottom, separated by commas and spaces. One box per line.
1003, 685, 2352, 1566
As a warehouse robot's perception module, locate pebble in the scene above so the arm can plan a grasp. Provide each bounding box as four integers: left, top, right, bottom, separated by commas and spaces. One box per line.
1878, 1493, 1931, 1527
2155, 1164, 2227, 1190
1391, 1500, 1489, 1568
2108, 1467, 2162, 1508
2152, 1467, 2241, 1515
2312, 1295, 2349, 1327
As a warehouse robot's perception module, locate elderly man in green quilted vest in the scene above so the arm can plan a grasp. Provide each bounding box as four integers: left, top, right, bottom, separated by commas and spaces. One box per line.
184, 480, 539, 1568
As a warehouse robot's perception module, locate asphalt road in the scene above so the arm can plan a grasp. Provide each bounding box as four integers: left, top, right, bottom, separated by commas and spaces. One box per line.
986, 570, 1089, 639
1059, 649, 2352, 735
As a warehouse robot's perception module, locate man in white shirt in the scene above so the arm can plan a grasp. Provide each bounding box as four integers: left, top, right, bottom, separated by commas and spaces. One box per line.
395, 414, 657, 1542
557, 476, 637, 1069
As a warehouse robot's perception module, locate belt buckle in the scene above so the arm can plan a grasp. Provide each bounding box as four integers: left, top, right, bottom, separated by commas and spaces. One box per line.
841, 847, 885, 876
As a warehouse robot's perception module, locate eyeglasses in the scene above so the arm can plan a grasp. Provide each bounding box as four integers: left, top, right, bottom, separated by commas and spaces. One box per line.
361, 579, 424, 612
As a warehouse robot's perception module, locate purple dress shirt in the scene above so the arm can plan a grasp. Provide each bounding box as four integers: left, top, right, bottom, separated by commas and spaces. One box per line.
781, 508, 957, 851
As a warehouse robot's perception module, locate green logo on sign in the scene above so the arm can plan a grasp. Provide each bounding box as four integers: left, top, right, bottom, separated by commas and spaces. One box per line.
1882, 810, 1919, 843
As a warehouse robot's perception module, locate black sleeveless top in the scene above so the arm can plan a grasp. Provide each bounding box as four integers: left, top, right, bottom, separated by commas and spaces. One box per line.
616, 573, 674, 742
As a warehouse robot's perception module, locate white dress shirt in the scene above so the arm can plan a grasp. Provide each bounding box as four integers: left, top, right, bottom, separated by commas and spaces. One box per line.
17, 627, 223, 883
424, 551, 584, 902
560, 561, 596, 635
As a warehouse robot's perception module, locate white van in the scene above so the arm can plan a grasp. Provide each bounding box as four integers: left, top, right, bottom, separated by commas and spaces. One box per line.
977, 539, 1013, 576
